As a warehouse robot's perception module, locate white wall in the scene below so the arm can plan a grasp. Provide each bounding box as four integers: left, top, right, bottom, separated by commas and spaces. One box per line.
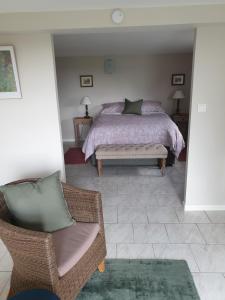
185, 25, 225, 210
0, 33, 65, 184
56, 54, 192, 141
0, 5, 225, 32
0, 7, 225, 210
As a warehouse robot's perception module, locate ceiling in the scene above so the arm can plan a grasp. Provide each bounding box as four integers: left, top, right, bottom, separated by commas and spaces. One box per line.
0, 0, 224, 12
54, 26, 195, 57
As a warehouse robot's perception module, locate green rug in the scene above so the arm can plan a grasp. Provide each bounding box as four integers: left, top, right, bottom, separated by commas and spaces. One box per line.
77, 259, 200, 300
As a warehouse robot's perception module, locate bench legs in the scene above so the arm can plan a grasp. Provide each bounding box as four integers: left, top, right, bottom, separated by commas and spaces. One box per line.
97, 159, 103, 176
97, 158, 166, 176
159, 158, 166, 176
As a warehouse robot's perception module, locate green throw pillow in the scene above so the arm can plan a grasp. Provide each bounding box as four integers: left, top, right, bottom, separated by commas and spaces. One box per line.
0, 171, 75, 233
122, 99, 143, 115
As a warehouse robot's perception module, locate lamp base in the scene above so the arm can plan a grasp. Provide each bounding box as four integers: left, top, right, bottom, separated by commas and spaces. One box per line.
176, 99, 181, 114
84, 104, 90, 118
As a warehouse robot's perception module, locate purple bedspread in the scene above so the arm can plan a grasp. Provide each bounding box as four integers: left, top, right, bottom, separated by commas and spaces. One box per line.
82, 113, 185, 160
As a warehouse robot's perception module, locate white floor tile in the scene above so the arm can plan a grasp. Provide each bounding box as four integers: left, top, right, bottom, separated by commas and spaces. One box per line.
206, 211, 225, 223
62, 154, 225, 299
166, 224, 205, 244
133, 224, 169, 243
127, 175, 155, 185
147, 207, 179, 223
102, 194, 130, 207
103, 206, 117, 223
118, 194, 158, 207
0, 272, 11, 295
116, 166, 140, 176
154, 193, 183, 207
153, 244, 199, 272
117, 243, 155, 259
101, 166, 118, 176
139, 183, 163, 195
153, 182, 180, 196
105, 224, 133, 244
167, 168, 186, 184
193, 273, 225, 300
118, 206, 148, 224
115, 188, 159, 206
0, 252, 13, 272
68, 176, 99, 188
97, 175, 128, 187
0, 240, 7, 260
198, 224, 225, 244
117, 182, 140, 195
190, 244, 225, 272
136, 166, 163, 177
66, 164, 98, 177
106, 244, 117, 258
176, 208, 210, 223
98, 181, 118, 195
0, 280, 10, 300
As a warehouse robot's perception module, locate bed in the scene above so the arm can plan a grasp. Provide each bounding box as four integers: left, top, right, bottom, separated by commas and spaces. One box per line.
82, 101, 185, 165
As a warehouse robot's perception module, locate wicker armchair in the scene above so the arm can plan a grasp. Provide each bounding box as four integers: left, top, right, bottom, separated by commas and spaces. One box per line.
0, 179, 106, 300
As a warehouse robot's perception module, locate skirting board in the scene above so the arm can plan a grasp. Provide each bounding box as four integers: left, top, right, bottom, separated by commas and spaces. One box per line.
185, 205, 225, 211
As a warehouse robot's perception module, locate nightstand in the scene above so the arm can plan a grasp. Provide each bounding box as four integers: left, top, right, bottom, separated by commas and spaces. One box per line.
172, 113, 189, 142
73, 117, 93, 146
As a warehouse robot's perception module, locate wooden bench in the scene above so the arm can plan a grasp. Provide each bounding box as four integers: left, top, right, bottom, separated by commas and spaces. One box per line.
95, 144, 168, 176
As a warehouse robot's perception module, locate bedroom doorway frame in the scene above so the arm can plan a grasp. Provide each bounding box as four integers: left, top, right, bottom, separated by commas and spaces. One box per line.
52, 25, 196, 210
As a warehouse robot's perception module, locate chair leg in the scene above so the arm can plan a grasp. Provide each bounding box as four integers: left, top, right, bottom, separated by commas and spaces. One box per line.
97, 159, 103, 176
160, 158, 166, 176
98, 260, 105, 273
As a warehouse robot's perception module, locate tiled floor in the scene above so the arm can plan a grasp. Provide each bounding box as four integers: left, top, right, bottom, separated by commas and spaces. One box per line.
1, 156, 225, 299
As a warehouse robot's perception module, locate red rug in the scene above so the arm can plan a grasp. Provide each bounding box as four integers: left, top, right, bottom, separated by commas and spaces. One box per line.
64, 147, 86, 164
178, 147, 187, 161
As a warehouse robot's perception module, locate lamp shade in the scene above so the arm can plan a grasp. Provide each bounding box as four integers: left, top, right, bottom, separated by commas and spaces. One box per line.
172, 90, 185, 100
80, 96, 91, 105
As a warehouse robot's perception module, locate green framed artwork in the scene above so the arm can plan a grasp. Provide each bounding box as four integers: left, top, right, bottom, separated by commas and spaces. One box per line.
0, 46, 21, 99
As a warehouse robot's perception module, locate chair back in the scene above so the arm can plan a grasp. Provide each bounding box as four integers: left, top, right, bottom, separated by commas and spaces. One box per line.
0, 180, 59, 287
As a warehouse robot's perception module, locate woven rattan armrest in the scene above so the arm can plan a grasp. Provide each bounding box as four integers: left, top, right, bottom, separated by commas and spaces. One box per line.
0, 219, 59, 283
63, 183, 102, 224
0, 218, 51, 243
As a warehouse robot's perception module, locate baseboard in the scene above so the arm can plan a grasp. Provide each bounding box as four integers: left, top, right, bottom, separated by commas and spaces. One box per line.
185, 205, 225, 211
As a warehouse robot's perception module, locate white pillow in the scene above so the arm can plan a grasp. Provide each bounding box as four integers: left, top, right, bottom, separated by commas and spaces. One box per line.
101, 100, 165, 115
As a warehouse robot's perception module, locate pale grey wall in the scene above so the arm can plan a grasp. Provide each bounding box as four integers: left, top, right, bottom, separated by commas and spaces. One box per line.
56, 54, 192, 141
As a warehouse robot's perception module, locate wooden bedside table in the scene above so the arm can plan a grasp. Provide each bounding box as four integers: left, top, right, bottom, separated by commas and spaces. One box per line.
73, 117, 93, 146
172, 113, 189, 142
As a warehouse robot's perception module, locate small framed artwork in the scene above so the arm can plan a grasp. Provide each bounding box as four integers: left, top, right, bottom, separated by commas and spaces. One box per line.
80, 75, 93, 87
171, 74, 185, 86
0, 46, 22, 99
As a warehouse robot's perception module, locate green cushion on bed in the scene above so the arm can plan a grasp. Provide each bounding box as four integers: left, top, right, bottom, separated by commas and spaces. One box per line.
122, 99, 143, 115
0, 171, 75, 233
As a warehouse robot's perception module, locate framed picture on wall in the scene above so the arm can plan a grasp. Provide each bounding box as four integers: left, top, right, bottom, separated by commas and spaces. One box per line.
80, 75, 93, 87
171, 74, 185, 86
0, 46, 22, 99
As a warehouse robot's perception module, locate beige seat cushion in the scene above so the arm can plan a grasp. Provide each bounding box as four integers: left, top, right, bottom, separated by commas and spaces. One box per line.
96, 144, 168, 159
53, 222, 100, 277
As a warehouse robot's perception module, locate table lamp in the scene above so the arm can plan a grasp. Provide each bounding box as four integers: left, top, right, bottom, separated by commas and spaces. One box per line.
80, 96, 91, 118
172, 90, 184, 114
